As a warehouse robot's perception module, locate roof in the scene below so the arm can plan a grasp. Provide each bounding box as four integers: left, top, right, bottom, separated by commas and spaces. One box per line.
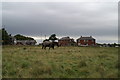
59, 37, 73, 40
77, 36, 95, 40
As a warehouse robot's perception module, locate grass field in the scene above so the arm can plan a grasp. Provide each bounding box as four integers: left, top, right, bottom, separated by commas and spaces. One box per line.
2, 45, 118, 78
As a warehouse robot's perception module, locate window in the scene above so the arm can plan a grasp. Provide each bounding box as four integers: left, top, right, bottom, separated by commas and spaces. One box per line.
92, 40, 95, 42
86, 40, 88, 42
84, 40, 85, 42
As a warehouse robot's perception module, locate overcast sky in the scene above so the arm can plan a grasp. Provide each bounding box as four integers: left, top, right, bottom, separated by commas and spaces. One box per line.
2, 2, 118, 44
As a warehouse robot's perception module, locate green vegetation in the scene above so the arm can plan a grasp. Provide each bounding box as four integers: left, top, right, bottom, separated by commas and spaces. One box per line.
0, 46, 2, 79
1, 28, 11, 45
14, 34, 34, 40
49, 34, 58, 42
1, 28, 36, 45
43, 34, 58, 42
2, 46, 118, 78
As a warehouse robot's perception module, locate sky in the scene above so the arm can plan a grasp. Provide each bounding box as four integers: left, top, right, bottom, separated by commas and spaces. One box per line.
1, 1, 118, 44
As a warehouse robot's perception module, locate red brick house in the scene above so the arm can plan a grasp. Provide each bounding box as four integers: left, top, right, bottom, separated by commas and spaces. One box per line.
77, 36, 96, 46
58, 37, 76, 46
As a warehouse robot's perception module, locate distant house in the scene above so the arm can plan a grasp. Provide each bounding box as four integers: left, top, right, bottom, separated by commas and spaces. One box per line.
14, 39, 36, 45
13, 34, 37, 45
58, 36, 76, 46
77, 36, 96, 46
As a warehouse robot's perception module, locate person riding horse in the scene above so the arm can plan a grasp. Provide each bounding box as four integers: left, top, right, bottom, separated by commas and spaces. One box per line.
42, 41, 59, 49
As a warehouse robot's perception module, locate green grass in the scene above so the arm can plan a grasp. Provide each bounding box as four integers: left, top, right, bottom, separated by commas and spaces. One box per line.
0, 46, 2, 79
2, 45, 118, 78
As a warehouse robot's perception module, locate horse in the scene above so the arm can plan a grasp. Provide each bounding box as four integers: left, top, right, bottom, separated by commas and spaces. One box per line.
42, 41, 59, 49
53, 42, 59, 47
42, 41, 53, 49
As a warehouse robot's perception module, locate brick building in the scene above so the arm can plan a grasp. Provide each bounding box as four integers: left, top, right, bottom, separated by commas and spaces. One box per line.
77, 36, 96, 46
58, 37, 76, 46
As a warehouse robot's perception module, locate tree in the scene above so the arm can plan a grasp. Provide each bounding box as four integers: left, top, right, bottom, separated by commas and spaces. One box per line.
14, 34, 34, 40
49, 34, 58, 42
0, 29, 2, 45
2, 28, 10, 45
113, 43, 117, 47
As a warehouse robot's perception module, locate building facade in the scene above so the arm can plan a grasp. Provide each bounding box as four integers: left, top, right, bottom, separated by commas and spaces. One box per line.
58, 37, 76, 46
14, 40, 36, 45
77, 36, 96, 46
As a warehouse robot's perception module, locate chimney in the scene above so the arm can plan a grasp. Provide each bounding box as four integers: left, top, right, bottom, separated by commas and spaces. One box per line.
90, 36, 92, 38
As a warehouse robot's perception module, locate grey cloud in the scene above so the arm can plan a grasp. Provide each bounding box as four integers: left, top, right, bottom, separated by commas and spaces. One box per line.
2, 2, 118, 43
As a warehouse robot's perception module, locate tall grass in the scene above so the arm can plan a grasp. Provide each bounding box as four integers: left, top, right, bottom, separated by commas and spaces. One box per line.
2, 45, 118, 78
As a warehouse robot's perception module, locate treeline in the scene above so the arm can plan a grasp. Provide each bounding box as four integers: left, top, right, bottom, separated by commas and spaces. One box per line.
1, 28, 35, 45
1, 28, 58, 45
14, 34, 34, 40
43, 34, 58, 42
96, 43, 120, 47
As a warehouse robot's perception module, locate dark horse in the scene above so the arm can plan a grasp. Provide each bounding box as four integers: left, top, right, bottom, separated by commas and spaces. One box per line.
42, 41, 59, 49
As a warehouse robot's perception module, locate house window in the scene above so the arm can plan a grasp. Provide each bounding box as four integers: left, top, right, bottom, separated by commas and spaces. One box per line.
92, 40, 94, 42
86, 40, 88, 42
84, 40, 85, 42
78, 43, 81, 45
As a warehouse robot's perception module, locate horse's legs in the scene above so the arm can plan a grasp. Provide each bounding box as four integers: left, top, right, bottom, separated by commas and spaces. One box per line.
42, 46, 44, 49
44, 46, 46, 50
49, 46, 50, 50
52, 45, 54, 49
57, 43, 59, 47
53, 46, 54, 49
